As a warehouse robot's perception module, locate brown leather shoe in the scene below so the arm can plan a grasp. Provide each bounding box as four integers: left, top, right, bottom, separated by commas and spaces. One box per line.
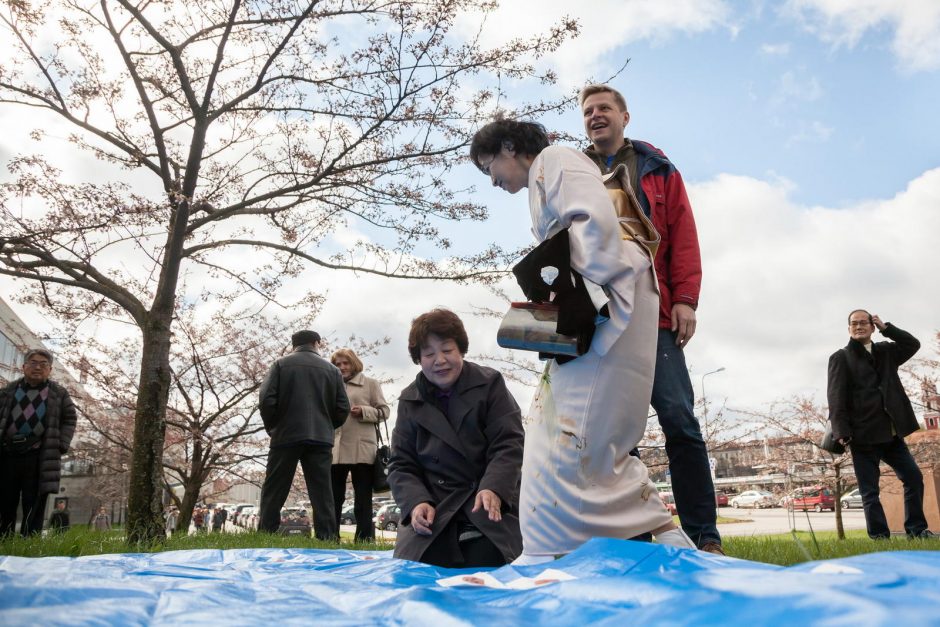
699, 542, 725, 556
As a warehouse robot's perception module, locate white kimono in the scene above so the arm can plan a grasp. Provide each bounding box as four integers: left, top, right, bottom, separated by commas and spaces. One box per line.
519, 145, 674, 557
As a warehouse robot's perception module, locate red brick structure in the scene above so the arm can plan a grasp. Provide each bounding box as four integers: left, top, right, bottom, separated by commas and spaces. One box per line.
881, 430, 940, 532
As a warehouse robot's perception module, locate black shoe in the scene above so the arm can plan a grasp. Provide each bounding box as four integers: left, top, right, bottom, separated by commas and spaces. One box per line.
700, 542, 725, 556
911, 530, 939, 540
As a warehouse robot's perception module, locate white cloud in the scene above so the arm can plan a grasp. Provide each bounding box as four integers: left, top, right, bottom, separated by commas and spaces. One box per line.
775, 70, 824, 103
457, 0, 736, 88
785, 0, 940, 72
785, 119, 834, 145
686, 166, 940, 412
760, 43, 791, 56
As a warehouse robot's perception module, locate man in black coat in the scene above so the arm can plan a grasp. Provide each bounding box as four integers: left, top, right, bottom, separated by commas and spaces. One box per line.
0, 348, 77, 536
827, 310, 935, 539
258, 330, 349, 539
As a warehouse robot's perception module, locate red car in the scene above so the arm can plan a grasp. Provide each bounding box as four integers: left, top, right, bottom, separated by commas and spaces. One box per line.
788, 485, 835, 512
716, 491, 729, 507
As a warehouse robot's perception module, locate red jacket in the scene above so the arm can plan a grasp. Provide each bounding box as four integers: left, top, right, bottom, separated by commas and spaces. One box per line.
584, 139, 702, 328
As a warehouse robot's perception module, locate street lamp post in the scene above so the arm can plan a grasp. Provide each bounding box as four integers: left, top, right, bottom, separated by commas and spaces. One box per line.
701, 367, 725, 511
700, 367, 726, 440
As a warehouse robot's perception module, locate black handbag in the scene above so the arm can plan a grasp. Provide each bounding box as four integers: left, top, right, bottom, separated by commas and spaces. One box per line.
373, 421, 391, 493
509, 228, 599, 361
819, 424, 845, 455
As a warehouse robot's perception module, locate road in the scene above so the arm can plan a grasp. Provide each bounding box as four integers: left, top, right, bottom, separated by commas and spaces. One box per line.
357, 506, 870, 542
717, 506, 868, 537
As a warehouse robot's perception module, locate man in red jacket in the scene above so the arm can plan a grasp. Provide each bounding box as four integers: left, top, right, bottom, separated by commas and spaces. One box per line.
579, 84, 722, 554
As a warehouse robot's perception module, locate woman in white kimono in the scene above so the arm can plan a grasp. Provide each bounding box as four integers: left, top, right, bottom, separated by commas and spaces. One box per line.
470, 119, 695, 563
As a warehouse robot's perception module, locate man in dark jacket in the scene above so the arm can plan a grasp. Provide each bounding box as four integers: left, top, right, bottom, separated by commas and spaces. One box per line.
258, 330, 349, 539
578, 84, 721, 554
828, 310, 935, 539
0, 348, 77, 536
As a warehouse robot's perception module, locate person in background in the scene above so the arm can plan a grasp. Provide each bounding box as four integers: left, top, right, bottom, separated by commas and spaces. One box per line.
49, 498, 70, 533
388, 309, 525, 568
828, 310, 936, 540
165, 506, 178, 537
470, 118, 696, 564
91, 505, 111, 531
330, 348, 390, 542
0, 348, 78, 536
258, 330, 349, 539
212, 506, 227, 533
578, 84, 721, 554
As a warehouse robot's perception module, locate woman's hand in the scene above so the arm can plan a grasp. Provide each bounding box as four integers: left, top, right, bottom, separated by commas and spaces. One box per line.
411, 502, 435, 535
472, 489, 502, 522
350, 405, 363, 419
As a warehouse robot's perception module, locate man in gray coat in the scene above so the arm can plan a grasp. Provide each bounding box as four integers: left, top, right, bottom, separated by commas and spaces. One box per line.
0, 348, 77, 536
258, 330, 349, 539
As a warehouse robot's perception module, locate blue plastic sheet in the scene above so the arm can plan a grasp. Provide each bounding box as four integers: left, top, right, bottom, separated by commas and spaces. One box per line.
2, 537, 940, 625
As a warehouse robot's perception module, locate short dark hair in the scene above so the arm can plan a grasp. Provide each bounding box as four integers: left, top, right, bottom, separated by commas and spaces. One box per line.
291, 330, 321, 348
407, 308, 469, 364
847, 309, 873, 324
469, 118, 550, 171
23, 348, 53, 364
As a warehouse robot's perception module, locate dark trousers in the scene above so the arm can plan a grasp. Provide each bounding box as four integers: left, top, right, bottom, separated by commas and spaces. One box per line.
420, 522, 507, 569
0, 450, 47, 536
650, 329, 720, 548
851, 436, 927, 538
331, 463, 375, 541
259, 444, 337, 540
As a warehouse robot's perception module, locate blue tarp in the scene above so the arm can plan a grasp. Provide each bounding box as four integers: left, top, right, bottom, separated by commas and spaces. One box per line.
2, 537, 939, 625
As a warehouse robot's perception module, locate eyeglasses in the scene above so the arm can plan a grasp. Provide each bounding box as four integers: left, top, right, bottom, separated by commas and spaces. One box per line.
848, 321, 871, 328
477, 151, 507, 176
26, 360, 51, 368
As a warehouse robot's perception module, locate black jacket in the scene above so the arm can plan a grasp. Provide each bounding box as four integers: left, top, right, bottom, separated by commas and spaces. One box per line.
827, 323, 920, 445
388, 361, 524, 563
258, 346, 350, 447
0, 378, 77, 495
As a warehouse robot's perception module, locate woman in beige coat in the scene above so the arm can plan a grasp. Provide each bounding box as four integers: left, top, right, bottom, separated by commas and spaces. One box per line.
331, 348, 390, 541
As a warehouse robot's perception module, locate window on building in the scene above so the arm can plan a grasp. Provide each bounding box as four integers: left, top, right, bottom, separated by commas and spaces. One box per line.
0, 331, 22, 383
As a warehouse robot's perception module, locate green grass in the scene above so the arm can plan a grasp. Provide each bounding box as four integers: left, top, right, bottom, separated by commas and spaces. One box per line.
725, 529, 940, 566
0, 526, 393, 558
2, 526, 938, 567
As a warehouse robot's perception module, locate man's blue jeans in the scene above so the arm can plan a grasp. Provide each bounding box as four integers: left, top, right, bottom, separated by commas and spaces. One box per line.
851, 436, 927, 538
650, 329, 720, 547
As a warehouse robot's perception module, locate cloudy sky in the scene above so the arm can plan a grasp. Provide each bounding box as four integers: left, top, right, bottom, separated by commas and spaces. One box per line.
3, 0, 939, 432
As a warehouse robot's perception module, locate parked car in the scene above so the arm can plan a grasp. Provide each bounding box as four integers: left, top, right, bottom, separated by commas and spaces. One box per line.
339, 506, 356, 526
374, 503, 401, 531
788, 485, 835, 512
372, 496, 393, 514
661, 492, 677, 516
840, 488, 863, 510
730, 490, 775, 509
278, 507, 311, 535
716, 491, 729, 507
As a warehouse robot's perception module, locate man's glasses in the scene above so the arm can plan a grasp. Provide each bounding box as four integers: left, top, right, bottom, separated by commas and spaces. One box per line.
848, 321, 871, 328
26, 360, 51, 368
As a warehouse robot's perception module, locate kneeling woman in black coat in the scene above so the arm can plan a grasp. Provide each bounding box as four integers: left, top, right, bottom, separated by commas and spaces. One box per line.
388, 308, 525, 568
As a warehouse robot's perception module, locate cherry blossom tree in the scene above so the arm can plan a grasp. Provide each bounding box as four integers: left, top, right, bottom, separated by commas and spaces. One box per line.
0, 0, 578, 541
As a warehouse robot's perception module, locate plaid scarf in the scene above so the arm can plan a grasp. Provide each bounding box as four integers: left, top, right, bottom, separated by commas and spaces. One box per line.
5, 381, 49, 441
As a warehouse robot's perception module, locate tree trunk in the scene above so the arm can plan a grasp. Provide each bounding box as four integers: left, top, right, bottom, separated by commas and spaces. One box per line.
176, 475, 203, 532
126, 321, 173, 543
